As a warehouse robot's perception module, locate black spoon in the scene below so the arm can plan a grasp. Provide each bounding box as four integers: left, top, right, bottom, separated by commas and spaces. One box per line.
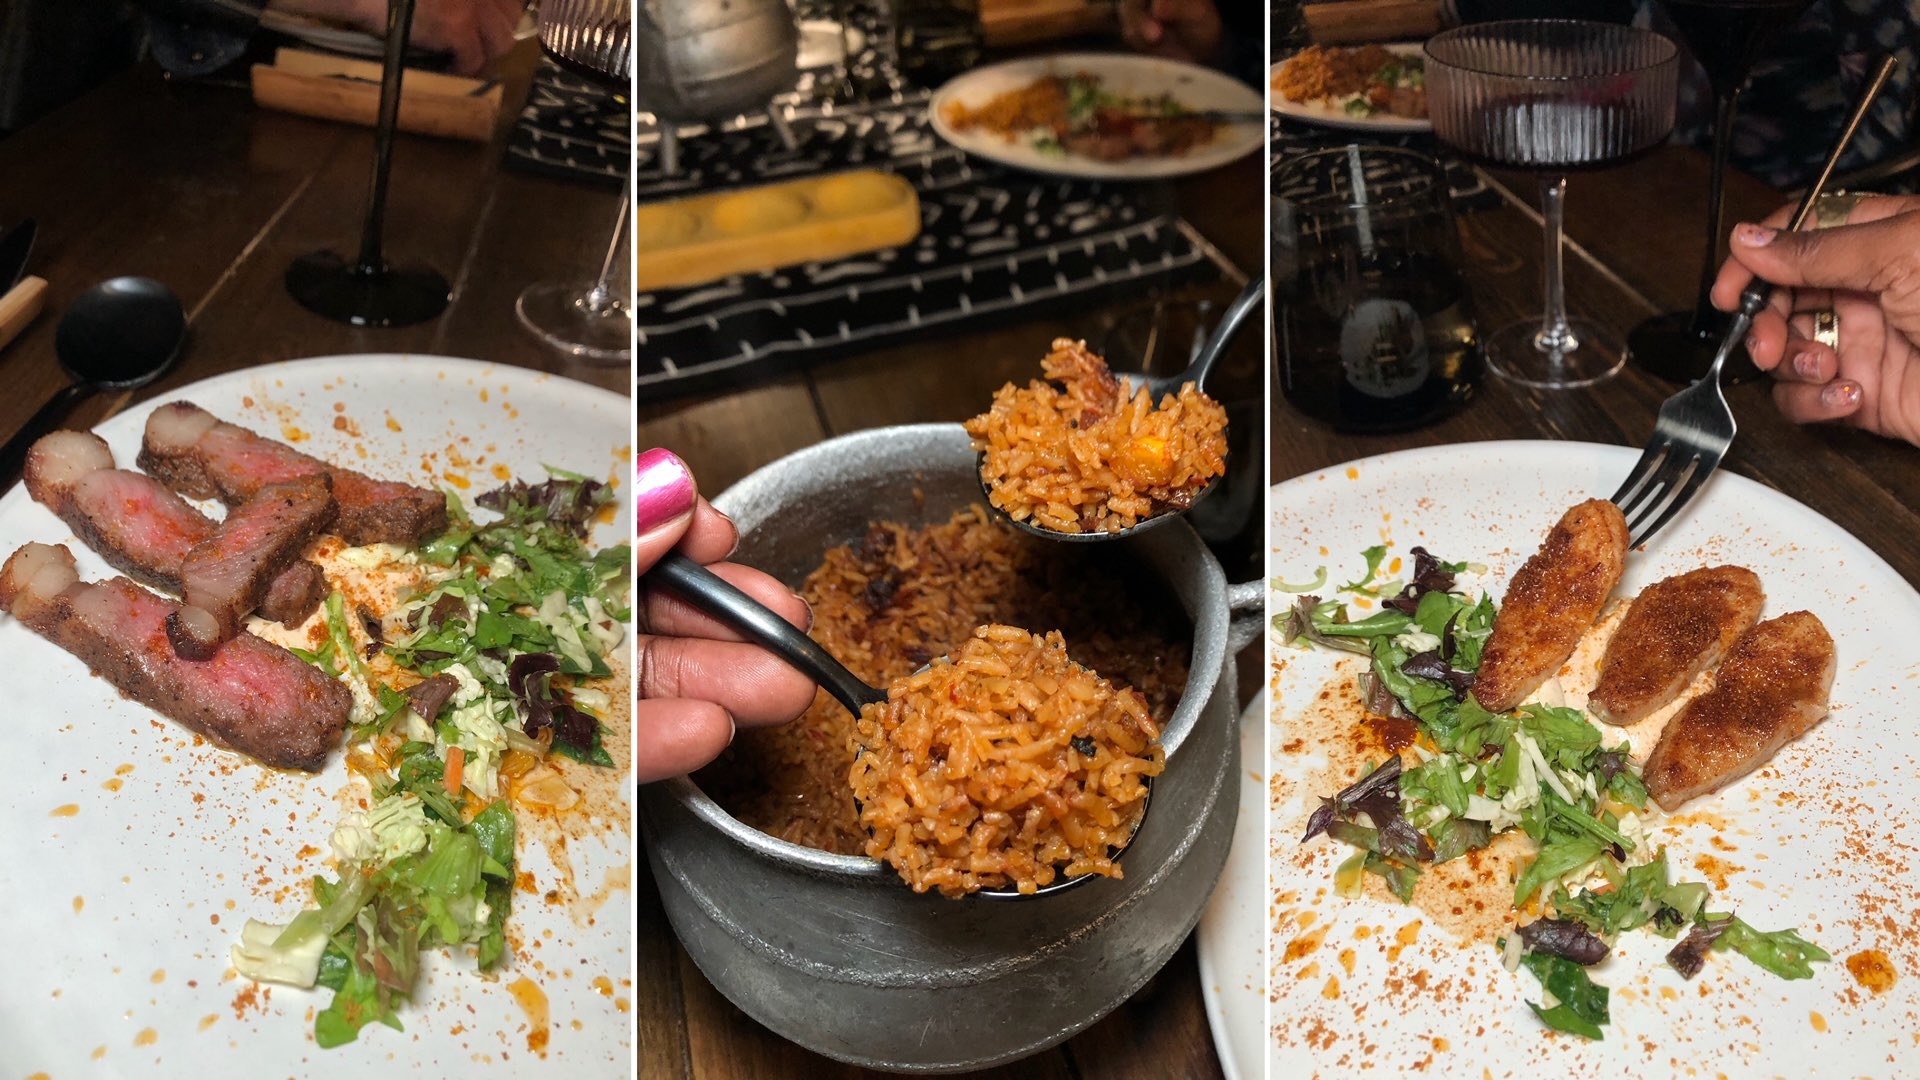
978, 274, 1264, 543
0, 276, 187, 489
647, 552, 1148, 898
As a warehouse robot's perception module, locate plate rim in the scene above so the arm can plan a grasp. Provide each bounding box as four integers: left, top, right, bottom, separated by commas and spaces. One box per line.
1196, 689, 1266, 1080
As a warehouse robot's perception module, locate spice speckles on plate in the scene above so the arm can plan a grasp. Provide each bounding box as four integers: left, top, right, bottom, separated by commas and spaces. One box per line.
1269, 442, 1920, 1077
0, 358, 632, 1073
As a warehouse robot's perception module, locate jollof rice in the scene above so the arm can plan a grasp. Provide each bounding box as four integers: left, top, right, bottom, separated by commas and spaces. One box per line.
966, 339, 1228, 534
697, 507, 1190, 856
851, 625, 1163, 897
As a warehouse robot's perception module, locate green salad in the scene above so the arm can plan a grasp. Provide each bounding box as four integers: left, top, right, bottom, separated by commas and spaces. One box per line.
1279, 545, 1826, 1040
232, 471, 630, 1047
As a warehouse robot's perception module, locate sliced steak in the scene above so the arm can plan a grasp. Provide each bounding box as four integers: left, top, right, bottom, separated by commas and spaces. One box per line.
168, 475, 336, 660
24, 430, 326, 626
138, 401, 448, 547
0, 543, 349, 772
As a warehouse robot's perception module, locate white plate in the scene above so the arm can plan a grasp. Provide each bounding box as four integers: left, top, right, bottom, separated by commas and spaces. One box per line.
0, 357, 633, 1075
1269, 43, 1432, 134
1197, 690, 1266, 1080
929, 53, 1264, 180
1269, 442, 1920, 1076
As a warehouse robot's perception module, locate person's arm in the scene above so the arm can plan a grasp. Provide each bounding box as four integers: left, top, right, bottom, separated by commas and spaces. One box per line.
130, 0, 524, 78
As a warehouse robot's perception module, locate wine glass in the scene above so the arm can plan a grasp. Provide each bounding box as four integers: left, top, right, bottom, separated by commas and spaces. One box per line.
515, 0, 632, 364
1626, 0, 1814, 383
1425, 20, 1679, 388
286, 0, 451, 327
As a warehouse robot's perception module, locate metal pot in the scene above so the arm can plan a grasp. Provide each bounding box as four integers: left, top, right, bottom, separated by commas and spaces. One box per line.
641, 424, 1264, 1073
635, 0, 799, 122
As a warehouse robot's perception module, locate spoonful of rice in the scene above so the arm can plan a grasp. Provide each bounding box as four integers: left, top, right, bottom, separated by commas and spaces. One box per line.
964, 275, 1261, 542
647, 553, 1164, 898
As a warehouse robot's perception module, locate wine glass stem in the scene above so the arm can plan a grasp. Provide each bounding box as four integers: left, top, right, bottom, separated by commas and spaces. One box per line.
356, 0, 418, 272
582, 195, 630, 314
1535, 175, 1576, 356
1688, 87, 1743, 337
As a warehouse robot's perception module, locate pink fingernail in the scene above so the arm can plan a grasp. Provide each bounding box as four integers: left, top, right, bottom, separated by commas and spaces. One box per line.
1822, 382, 1861, 409
637, 448, 696, 535
1733, 223, 1776, 247
1794, 351, 1820, 378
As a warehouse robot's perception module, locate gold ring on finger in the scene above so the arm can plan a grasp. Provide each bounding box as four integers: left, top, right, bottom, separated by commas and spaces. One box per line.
1813, 308, 1841, 351
1813, 190, 1865, 230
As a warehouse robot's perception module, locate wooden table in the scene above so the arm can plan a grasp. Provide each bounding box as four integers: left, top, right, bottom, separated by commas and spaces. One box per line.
639, 143, 1265, 1080
1275, 143, 1920, 590
0, 41, 628, 447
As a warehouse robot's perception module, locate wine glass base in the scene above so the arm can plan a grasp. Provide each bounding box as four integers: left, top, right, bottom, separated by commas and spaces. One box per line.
286, 251, 450, 328
516, 282, 631, 365
1628, 309, 1766, 385
1485, 317, 1624, 389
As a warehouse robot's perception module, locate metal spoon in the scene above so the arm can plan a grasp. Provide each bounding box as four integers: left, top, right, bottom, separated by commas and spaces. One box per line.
977, 274, 1264, 543
646, 551, 1149, 898
0, 276, 186, 489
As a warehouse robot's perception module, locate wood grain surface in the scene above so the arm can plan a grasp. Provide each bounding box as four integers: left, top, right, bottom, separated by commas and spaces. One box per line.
0, 40, 628, 454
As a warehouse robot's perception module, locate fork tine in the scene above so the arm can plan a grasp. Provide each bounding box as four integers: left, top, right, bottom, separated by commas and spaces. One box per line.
1629, 453, 1714, 548
1610, 440, 1671, 511
1615, 441, 1696, 530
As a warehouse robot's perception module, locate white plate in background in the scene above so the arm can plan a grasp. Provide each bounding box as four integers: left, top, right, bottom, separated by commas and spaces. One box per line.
931, 53, 1264, 180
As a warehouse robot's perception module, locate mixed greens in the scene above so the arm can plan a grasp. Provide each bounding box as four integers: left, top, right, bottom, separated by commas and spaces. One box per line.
1281, 546, 1826, 1041
234, 471, 630, 1047
1342, 57, 1425, 118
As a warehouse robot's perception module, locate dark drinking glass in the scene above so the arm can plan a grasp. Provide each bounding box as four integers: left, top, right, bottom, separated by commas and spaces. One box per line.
1276, 147, 1483, 432
286, 0, 450, 327
1425, 20, 1679, 388
1626, 0, 1814, 383
895, 0, 982, 86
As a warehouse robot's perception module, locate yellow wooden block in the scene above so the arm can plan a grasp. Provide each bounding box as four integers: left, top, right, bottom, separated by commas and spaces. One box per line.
636, 170, 922, 292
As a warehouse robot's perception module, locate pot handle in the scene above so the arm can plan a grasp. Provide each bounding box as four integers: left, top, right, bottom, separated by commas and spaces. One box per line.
1225, 577, 1266, 656
647, 553, 887, 716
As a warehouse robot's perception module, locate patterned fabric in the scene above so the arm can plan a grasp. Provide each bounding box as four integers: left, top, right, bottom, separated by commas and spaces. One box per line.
1650, 0, 1918, 191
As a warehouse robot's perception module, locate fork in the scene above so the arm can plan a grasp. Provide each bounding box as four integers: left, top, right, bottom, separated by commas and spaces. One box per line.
1611, 55, 1897, 549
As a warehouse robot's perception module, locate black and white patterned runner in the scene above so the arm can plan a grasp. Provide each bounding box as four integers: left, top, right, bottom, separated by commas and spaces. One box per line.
637, 86, 1214, 397
505, 58, 630, 190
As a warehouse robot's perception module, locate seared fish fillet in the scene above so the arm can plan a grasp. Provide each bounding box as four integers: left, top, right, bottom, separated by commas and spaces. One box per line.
1473, 499, 1629, 714
1642, 611, 1836, 811
1588, 565, 1765, 726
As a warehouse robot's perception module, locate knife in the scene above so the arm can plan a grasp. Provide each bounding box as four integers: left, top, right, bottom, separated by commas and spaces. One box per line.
0, 217, 35, 293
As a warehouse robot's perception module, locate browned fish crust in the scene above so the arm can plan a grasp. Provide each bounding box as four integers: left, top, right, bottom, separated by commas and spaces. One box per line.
1589, 565, 1765, 726
1643, 610, 1836, 811
1473, 499, 1629, 714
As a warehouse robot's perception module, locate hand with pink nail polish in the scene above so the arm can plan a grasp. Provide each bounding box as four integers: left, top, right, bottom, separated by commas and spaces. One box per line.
1712, 194, 1920, 446
636, 449, 817, 784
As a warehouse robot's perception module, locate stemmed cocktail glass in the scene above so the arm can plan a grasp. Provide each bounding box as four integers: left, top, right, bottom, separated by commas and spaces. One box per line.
1425, 20, 1679, 388
515, 0, 633, 364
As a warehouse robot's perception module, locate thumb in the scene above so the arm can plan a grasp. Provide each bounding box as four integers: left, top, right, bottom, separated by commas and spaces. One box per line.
1729, 215, 1920, 296
637, 448, 698, 572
